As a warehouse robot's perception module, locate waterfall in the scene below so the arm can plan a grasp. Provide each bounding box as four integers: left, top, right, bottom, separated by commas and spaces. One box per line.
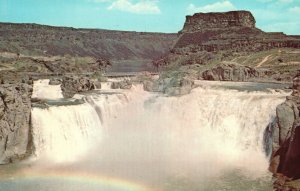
31, 103, 101, 162
32, 79, 63, 99
31, 80, 287, 178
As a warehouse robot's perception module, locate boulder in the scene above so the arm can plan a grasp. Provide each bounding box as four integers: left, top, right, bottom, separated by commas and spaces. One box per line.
61, 76, 95, 98
0, 83, 33, 164
159, 77, 195, 96
111, 80, 132, 89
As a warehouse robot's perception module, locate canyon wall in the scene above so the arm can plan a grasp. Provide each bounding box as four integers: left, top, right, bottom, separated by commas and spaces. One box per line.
0, 23, 177, 61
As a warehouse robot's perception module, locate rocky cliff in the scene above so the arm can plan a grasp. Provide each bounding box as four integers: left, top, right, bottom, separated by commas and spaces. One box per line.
180, 11, 255, 33
270, 72, 300, 190
175, 11, 300, 52
0, 83, 33, 164
156, 10, 300, 84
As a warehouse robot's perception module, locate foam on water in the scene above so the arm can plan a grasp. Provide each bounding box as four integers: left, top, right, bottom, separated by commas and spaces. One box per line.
25, 80, 288, 190
32, 79, 63, 99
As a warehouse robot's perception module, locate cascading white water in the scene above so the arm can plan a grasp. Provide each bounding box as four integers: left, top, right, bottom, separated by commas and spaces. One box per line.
30, 80, 288, 189
31, 103, 102, 163
87, 84, 288, 180
32, 79, 63, 99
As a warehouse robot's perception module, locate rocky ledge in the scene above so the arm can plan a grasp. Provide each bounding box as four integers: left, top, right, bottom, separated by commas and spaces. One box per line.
0, 83, 33, 164
270, 72, 300, 190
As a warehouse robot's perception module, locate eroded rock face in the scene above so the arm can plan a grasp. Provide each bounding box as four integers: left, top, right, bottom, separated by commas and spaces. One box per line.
174, 10, 300, 54
61, 77, 95, 98
270, 72, 300, 188
0, 83, 32, 164
181, 11, 255, 33
202, 64, 259, 81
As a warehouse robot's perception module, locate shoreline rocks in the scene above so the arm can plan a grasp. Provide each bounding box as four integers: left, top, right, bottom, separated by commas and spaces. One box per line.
270, 72, 300, 190
0, 83, 33, 164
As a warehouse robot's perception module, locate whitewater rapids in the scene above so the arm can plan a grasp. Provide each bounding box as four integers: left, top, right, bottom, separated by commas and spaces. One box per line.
28, 80, 289, 190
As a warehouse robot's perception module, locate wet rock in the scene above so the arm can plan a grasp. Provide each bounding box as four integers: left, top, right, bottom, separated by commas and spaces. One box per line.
271, 72, 300, 190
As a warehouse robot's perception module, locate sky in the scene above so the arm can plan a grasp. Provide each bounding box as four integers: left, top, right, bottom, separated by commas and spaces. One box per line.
0, 0, 300, 34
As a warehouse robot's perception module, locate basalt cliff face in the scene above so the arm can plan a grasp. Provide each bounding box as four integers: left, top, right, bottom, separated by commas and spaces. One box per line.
270, 72, 300, 190
175, 10, 300, 53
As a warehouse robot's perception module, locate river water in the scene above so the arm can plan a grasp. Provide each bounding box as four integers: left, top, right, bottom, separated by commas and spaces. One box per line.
0, 80, 290, 191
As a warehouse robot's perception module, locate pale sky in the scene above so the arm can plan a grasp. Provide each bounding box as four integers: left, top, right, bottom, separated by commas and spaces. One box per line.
0, 0, 300, 34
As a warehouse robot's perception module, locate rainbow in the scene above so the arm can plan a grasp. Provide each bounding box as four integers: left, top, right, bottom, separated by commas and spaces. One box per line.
2, 169, 158, 191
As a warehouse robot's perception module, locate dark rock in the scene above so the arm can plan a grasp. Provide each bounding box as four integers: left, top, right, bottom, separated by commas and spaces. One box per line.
271, 72, 300, 190
61, 76, 95, 98
0, 83, 33, 164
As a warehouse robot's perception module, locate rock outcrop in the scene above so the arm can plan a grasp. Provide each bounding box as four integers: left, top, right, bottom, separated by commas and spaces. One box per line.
202, 64, 259, 81
61, 76, 95, 98
180, 11, 255, 33
0, 83, 33, 164
142, 76, 195, 96
270, 72, 300, 190
175, 11, 300, 52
